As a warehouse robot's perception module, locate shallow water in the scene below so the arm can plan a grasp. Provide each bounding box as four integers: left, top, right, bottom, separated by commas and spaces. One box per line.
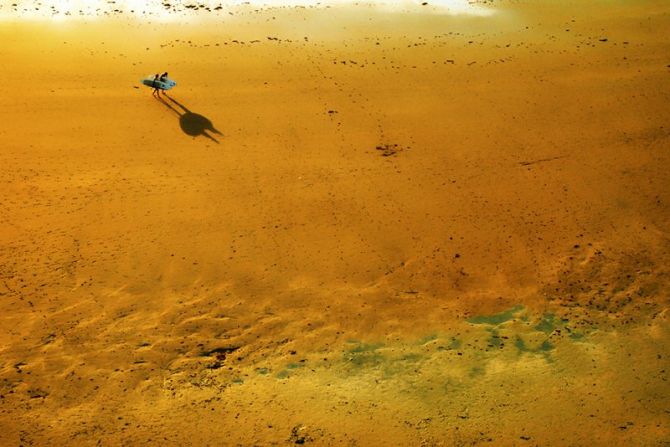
0, 0, 493, 21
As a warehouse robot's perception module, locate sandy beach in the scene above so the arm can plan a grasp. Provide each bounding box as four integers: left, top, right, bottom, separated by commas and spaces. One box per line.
1, 0, 669, 444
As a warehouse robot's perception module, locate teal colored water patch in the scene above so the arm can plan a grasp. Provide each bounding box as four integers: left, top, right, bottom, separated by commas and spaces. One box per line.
569, 332, 584, 340
256, 367, 270, 375
534, 314, 556, 334
286, 362, 304, 370
232, 378, 244, 384
467, 305, 524, 325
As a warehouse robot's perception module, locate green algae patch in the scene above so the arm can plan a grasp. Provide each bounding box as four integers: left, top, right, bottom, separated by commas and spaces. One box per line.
515, 336, 555, 355
344, 342, 385, 367
515, 336, 529, 352
539, 340, 554, 352
399, 353, 422, 362
637, 282, 660, 297
417, 334, 438, 345
467, 305, 524, 326
347, 342, 383, 353
256, 367, 270, 375
436, 337, 462, 352
569, 332, 585, 340
469, 365, 486, 378
276, 370, 290, 379
447, 337, 462, 350
275, 362, 305, 378
487, 329, 503, 348
381, 353, 425, 378
347, 353, 384, 367
534, 313, 556, 334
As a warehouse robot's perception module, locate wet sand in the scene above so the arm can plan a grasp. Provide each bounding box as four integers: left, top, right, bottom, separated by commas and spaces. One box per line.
1, 0, 669, 445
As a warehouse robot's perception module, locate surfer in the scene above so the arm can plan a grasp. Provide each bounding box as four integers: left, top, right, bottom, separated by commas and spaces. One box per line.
160, 71, 169, 81
152, 73, 160, 95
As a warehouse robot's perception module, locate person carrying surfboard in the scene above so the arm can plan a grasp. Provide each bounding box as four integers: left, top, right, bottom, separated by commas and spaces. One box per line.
152, 73, 160, 95
142, 73, 175, 94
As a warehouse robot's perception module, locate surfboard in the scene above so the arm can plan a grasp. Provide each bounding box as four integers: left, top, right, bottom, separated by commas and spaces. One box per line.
141, 76, 177, 90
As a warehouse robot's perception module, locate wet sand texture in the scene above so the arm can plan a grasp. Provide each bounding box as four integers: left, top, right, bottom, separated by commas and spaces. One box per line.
0, 0, 669, 445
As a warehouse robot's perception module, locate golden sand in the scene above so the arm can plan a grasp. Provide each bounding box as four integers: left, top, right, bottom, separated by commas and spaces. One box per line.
1, 0, 669, 445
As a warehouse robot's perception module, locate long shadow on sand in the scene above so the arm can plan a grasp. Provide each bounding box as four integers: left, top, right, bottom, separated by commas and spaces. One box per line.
155, 94, 222, 143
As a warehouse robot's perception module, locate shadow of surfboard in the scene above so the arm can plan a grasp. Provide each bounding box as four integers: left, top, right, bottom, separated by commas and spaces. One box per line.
155, 94, 222, 144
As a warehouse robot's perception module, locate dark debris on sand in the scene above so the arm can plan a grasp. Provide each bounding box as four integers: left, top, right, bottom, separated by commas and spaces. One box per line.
375, 143, 409, 157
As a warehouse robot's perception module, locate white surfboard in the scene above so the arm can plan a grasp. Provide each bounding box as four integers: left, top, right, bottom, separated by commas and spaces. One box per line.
142, 76, 176, 90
